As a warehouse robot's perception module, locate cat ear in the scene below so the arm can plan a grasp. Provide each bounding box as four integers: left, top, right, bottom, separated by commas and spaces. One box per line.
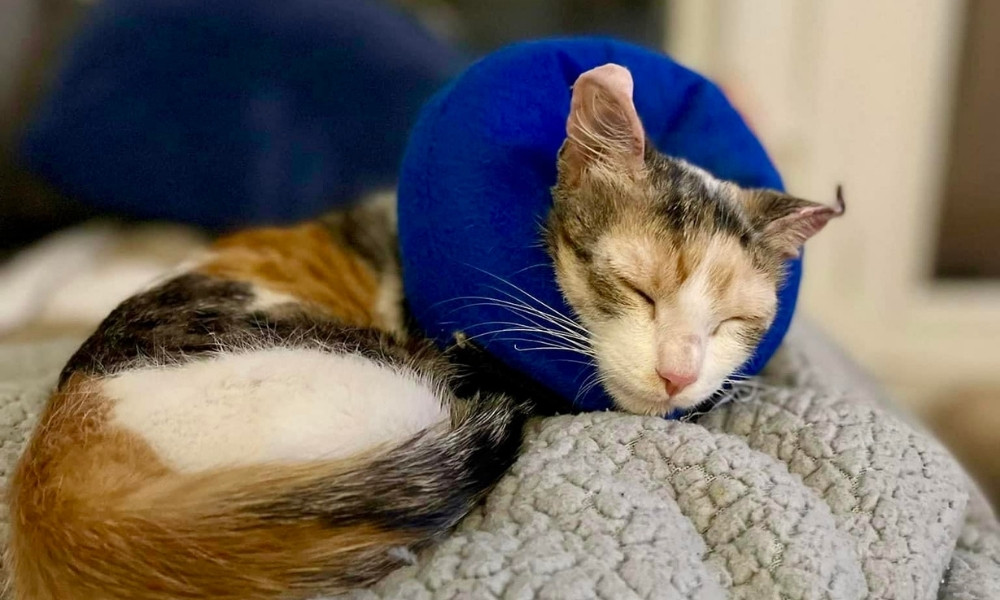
561, 64, 646, 181
746, 185, 846, 258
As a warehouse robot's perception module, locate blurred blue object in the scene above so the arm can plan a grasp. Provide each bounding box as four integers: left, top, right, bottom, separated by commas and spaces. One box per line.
398, 38, 794, 415
19, 0, 465, 229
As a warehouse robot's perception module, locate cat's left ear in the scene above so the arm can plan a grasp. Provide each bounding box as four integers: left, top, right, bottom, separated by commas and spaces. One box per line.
560, 64, 646, 183
745, 185, 846, 258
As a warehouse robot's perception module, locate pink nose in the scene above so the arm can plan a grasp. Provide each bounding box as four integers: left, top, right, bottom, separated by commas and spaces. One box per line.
657, 368, 698, 396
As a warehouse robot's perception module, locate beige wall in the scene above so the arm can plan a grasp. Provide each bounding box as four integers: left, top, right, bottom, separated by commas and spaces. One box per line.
666, 0, 1000, 413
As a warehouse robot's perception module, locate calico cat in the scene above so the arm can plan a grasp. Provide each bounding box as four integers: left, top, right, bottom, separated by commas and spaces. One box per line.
6, 64, 842, 600
548, 64, 843, 416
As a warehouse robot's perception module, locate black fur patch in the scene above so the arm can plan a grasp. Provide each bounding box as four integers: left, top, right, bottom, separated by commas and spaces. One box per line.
586, 269, 628, 318
61, 274, 257, 384
60, 273, 440, 387
445, 335, 572, 418
645, 155, 753, 243
320, 196, 399, 278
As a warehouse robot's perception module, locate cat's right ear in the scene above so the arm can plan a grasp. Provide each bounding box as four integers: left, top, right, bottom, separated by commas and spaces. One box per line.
744, 186, 846, 258
560, 64, 646, 185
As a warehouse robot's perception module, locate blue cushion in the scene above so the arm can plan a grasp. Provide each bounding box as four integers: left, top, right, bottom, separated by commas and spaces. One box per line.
399, 38, 798, 415
19, 0, 464, 229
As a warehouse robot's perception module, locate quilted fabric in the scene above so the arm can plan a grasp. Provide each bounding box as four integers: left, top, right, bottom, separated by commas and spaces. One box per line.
0, 323, 998, 599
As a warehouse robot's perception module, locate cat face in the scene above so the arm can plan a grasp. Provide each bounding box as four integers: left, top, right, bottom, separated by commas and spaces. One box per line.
546, 64, 843, 416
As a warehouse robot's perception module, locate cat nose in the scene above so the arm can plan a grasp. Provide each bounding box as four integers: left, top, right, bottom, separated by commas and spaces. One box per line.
656, 368, 698, 396
656, 334, 703, 397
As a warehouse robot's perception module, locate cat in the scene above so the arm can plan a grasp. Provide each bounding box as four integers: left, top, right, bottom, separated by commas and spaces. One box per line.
6, 64, 842, 600
548, 64, 843, 416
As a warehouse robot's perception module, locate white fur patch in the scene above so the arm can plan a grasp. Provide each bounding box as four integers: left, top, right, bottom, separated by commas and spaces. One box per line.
247, 286, 300, 311
103, 348, 448, 472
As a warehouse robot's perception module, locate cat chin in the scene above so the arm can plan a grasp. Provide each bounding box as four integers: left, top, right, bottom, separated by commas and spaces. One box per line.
602, 377, 676, 417
602, 375, 719, 417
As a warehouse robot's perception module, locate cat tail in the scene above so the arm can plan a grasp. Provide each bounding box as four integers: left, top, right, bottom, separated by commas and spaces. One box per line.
6, 375, 535, 600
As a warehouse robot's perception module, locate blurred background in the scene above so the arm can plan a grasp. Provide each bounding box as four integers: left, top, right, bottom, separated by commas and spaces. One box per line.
0, 0, 997, 502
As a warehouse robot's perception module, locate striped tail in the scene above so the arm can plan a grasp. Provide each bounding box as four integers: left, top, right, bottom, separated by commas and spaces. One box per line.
6, 359, 537, 600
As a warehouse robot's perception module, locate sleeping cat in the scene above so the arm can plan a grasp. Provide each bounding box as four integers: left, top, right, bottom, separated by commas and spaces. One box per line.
6, 64, 842, 599
549, 65, 843, 415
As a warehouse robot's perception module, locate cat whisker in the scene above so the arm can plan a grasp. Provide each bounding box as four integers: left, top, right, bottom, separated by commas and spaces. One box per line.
724, 377, 773, 392
461, 326, 596, 358
462, 315, 588, 342
574, 369, 606, 404
437, 292, 588, 337
462, 266, 590, 335
484, 284, 589, 335
509, 261, 554, 276
451, 298, 591, 343
514, 344, 594, 356
471, 320, 592, 355
679, 378, 769, 422
452, 301, 593, 356
548, 357, 599, 368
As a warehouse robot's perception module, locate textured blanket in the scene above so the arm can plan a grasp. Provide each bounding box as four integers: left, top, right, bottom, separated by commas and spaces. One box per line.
1, 321, 997, 599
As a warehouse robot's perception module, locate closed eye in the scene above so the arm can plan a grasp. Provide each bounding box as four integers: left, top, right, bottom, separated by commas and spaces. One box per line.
712, 316, 748, 336
619, 278, 655, 307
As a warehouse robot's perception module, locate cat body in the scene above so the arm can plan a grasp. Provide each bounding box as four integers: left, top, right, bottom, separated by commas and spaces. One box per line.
6, 194, 538, 600
6, 64, 842, 599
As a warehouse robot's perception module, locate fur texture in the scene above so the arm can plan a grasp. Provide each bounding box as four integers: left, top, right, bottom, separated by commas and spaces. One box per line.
7, 199, 536, 600
547, 64, 843, 415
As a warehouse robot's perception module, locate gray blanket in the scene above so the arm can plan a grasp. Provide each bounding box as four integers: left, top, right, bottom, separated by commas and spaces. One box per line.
1, 321, 998, 599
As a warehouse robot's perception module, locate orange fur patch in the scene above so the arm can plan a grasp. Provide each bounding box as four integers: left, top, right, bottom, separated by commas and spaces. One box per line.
7, 375, 416, 600
200, 224, 381, 327
7, 375, 164, 599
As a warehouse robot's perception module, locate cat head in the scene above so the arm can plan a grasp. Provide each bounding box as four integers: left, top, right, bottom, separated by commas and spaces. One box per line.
546, 64, 844, 416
